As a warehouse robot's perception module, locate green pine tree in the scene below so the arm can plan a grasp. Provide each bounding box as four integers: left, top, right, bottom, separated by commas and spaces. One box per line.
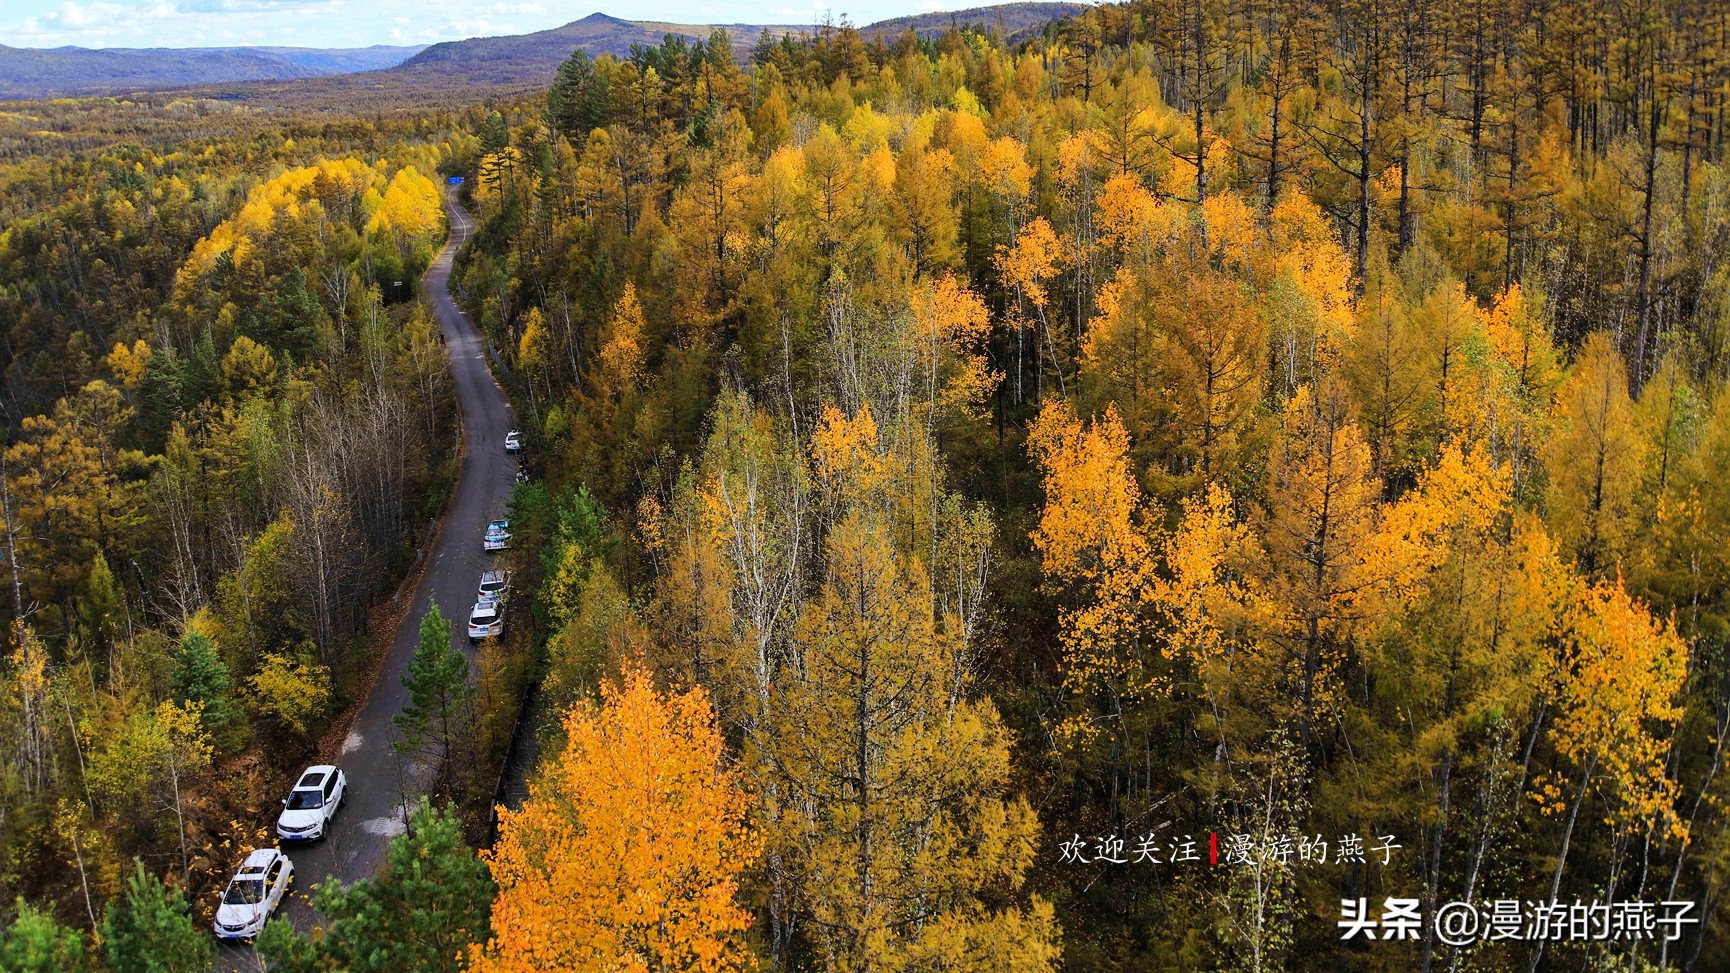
76, 552, 124, 669
393, 604, 472, 795
547, 50, 611, 140
101, 862, 212, 973
170, 632, 242, 748
256, 798, 492, 973
0, 898, 92, 973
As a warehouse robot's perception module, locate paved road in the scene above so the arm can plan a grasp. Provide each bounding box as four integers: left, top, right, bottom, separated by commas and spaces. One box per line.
218, 192, 514, 968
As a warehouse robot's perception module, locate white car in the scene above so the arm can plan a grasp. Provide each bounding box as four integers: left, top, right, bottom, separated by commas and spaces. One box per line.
478, 569, 510, 603
468, 599, 504, 641
276, 764, 346, 841
483, 519, 511, 552
213, 848, 292, 940
504, 430, 522, 453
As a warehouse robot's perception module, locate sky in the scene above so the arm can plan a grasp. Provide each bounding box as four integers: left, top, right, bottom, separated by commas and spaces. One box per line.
0, 0, 1001, 50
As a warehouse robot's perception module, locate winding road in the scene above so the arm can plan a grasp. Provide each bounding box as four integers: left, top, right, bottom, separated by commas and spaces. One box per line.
217, 191, 515, 968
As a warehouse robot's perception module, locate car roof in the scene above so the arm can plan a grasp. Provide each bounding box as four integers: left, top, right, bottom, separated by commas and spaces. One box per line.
240, 848, 279, 869
481, 569, 506, 582
472, 604, 499, 618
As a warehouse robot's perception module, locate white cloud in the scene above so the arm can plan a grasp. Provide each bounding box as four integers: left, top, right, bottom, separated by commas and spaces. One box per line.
177, 0, 334, 12
57, 2, 104, 29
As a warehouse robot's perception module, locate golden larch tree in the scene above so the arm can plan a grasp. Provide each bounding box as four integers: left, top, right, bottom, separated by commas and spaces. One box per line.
470, 663, 759, 973
769, 513, 1057, 973
1545, 331, 1647, 578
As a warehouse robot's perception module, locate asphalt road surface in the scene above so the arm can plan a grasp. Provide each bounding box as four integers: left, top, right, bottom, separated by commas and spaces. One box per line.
217, 192, 514, 969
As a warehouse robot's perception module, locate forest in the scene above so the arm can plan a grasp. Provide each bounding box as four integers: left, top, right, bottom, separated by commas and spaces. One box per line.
5, 0, 1730, 970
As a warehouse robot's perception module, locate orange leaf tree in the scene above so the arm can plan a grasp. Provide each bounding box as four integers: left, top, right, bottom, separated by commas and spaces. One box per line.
469, 663, 759, 973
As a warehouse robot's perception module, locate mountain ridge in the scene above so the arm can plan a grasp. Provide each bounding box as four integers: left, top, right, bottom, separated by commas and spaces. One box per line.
0, 43, 424, 99
0, 4, 1086, 101
387, 3, 1082, 85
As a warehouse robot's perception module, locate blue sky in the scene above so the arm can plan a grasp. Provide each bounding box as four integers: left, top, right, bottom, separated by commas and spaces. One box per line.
1, 0, 995, 49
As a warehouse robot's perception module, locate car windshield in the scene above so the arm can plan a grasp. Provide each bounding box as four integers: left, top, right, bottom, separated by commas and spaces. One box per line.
286, 788, 323, 810
223, 879, 265, 905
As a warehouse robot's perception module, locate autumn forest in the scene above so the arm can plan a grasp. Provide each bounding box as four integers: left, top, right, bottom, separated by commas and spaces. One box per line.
4, 0, 1730, 970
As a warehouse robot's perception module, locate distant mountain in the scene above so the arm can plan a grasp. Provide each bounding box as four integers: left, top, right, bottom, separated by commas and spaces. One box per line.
243, 46, 428, 74
393, 13, 793, 80
0, 3, 1085, 103
0, 44, 423, 99
860, 2, 1086, 40
388, 4, 1085, 87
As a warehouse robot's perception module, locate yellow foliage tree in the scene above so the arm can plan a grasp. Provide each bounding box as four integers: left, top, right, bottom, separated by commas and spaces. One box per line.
178, 158, 375, 287
1260, 383, 1379, 737
769, 514, 1056, 973
244, 652, 333, 736
1545, 331, 1646, 577
597, 282, 646, 388
1552, 580, 1688, 839
517, 307, 551, 410
1268, 190, 1356, 361
365, 165, 444, 244
1027, 400, 1141, 588
911, 274, 996, 421
107, 340, 153, 390
470, 663, 758, 973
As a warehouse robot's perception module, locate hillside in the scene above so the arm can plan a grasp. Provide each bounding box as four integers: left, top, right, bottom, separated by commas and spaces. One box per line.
243, 46, 427, 74
393, 13, 797, 81
389, 4, 1085, 86
0, 4, 1084, 102
0, 43, 423, 99
860, 2, 1085, 39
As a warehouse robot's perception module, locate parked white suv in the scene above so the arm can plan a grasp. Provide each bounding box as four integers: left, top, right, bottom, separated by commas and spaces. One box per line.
213, 848, 292, 940
478, 569, 510, 603
275, 764, 346, 841
468, 598, 504, 641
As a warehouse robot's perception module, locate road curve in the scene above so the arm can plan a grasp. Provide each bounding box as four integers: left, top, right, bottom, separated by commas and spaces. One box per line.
218, 191, 514, 967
